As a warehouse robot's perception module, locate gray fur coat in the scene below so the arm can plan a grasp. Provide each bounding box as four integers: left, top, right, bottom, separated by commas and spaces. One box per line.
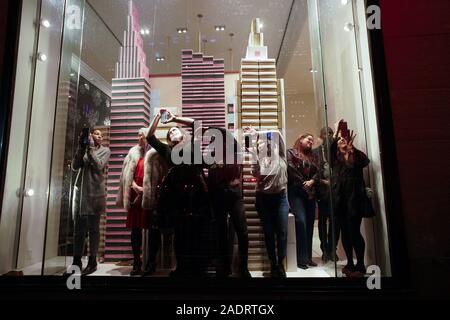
116, 145, 169, 210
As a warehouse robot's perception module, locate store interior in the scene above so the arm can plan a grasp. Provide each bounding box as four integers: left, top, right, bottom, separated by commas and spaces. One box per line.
0, 0, 391, 278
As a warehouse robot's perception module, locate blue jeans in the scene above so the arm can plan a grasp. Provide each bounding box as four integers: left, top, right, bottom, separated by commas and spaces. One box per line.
288, 187, 316, 265
255, 191, 289, 266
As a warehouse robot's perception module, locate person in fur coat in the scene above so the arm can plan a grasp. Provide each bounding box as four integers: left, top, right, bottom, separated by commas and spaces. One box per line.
116, 128, 168, 276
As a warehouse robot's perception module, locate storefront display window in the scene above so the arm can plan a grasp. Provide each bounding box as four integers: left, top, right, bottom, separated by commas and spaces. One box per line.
0, 0, 393, 282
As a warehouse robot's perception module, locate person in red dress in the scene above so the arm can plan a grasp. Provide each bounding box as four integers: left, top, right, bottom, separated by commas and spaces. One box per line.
117, 128, 151, 275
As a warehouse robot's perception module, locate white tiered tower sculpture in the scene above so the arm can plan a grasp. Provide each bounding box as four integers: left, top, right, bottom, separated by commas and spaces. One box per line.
236, 18, 287, 272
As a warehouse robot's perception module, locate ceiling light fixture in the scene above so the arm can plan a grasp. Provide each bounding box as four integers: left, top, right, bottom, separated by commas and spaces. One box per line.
177, 27, 188, 34
141, 28, 150, 35
215, 25, 226, 31
156, 56, 165, 62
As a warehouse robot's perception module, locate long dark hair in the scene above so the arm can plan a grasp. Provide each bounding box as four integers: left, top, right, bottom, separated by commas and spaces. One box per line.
293, 133, 314, 155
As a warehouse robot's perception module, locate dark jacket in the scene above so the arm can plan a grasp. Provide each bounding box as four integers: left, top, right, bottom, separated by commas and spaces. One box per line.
330, 140, 370, 218
313, 144, 332, 200
287, 148, 319, 199
146, 135, 210, 225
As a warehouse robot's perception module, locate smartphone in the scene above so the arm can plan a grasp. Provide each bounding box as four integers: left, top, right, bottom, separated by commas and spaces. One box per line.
244, 134, 251, 149
266, 132, 272, 157
339, 121, 350, 141
81, 127, 90, 146
160, 110, 170, 124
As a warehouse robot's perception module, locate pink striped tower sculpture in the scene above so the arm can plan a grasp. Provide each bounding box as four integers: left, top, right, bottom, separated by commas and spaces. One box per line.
181, 49, 226, 128
105, 0, 151, 262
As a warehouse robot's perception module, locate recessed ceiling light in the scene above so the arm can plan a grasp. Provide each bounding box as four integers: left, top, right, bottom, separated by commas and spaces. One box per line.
141, 28, 150, 35
177, 27, 188, 34
215, 25, 226, 31
156, 56, 165, 62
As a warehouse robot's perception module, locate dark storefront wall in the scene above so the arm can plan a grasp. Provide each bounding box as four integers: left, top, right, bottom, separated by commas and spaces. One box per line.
380, 0, 450, 296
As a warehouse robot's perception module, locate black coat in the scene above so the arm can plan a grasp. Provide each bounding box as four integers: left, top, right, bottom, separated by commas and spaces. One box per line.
330, 140, 369, 218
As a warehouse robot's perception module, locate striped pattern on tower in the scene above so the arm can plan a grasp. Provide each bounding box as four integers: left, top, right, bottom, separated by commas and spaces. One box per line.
236, 19, 286, 272
105, 0, 151, 262
181, 49, 226, 128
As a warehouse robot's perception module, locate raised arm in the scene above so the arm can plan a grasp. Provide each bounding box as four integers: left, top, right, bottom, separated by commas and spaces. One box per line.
147, 112, 161, 139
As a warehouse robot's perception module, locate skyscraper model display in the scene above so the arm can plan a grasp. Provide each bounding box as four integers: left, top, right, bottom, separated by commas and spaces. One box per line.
181, 49, 226, 128
236, 18, 286, 271
105, 0, 152, 262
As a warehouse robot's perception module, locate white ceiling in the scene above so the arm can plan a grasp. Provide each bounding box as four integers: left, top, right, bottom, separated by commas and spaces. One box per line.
80, 0, 320, 145
83, 0, 296, 77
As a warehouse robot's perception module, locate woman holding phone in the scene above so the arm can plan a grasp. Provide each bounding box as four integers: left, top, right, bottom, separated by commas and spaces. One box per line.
245, 127, 289, 278
145, 108, 211, 278
330, 120, 370, 277
68, 128, 110, 275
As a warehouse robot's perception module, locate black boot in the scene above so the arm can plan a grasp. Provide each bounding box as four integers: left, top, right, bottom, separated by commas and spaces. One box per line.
82, 256, 97, 276
142, 262, 156, 276
277, 263, 287, 278
238, 267, 252, 278
130, 258, 142, 276
270, 263, 279, 278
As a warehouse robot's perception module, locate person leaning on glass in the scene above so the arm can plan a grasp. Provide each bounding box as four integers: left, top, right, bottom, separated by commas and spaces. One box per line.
66, 128, 110, 276
245, 127, 289, 278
